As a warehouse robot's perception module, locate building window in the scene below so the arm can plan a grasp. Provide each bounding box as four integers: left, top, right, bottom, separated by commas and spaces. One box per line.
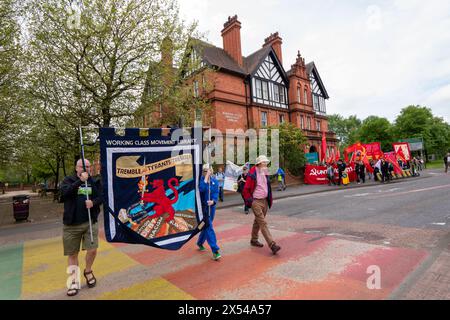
274, 84, 280, 102
297, 86, 301, 103
280, 86, 286, 103
261, 111, 268, 127
193, 80, 199, 97
255, 79, 262, 98
316, 120, 321, 131
202, 74, 206, 89
307, 117, 311, 130
304, 87, 308, 105
279, 114, 285, 124
262, 80, 269, 100
300, 116, 305, 129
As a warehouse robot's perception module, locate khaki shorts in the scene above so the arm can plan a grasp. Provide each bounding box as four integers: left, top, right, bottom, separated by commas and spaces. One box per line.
63, 222, 99, 256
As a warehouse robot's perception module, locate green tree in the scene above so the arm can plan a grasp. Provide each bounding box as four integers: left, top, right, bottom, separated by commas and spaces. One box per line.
355, 116, 395, 152
394, 105, 450, 158
26, 0, 197, 128
0, 0, 21, 164
268, 123, 307, 176
328, 114, 362, 148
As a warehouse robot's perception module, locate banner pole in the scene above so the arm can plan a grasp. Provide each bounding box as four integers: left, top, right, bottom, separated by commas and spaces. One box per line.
79, 126, 94, 244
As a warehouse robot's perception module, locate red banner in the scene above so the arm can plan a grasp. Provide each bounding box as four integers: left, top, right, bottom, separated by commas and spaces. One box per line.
363, 142, 383, 160
304, 164, 357, 185
384, 152, 404, 175
393, 142, 411, 161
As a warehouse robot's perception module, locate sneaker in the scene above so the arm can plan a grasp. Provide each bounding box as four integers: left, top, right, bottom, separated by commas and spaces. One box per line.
197, 244, 206, 252
213, 252, 222, 260
245, 210, 249, 215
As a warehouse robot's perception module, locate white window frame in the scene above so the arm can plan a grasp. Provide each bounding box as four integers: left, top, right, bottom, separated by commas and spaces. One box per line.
261, 111, 268, 127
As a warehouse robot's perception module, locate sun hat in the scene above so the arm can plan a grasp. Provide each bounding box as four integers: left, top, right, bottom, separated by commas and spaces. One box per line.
255, 155, 270, 165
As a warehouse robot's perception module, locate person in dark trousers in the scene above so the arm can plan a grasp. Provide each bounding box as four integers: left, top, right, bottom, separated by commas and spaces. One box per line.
60, 159, 103, 297
242, 155, 281, 255
326, 162, 336, 186
381, 159, 390, 183
444, 153, 450, 174
356, 160, 366, 184
237, 166, 250, 214
276, 167, 287, 191
215, 167, 225, 202
337, 159, 346, 186
197, 164, 221, 261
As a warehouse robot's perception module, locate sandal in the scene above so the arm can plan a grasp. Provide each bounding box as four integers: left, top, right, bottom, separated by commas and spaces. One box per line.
83, 269, 97, 288
67, 280, 80, 297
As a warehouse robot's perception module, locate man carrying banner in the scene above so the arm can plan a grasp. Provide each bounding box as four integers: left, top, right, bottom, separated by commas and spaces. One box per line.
197, 164, 222, 261
60, 159, 103, 297
243, 155, 281, 255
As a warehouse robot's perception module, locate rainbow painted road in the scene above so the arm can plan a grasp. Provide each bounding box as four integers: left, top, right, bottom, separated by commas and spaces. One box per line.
0, 210, 430, 300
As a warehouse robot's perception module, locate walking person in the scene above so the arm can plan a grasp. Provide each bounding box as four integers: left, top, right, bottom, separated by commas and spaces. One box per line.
276, 167, 287, 191
357, 160, 366, 184
242, 155, 281, 255
197, 164, 221, 261
237, 166, 250, 214
381, 159, 390, 183
337, 159, 346, 186
444, 153, 450, 174
326, 162, 336, 186
60, 159, 103, 297
215, 167, 225, 202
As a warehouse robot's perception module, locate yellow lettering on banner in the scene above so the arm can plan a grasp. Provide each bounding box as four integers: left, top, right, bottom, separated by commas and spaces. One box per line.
116, 154, 193, 181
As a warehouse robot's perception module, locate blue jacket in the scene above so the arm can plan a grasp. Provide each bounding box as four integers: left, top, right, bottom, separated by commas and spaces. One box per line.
215, 172, 225, 188
199, 175, 219, 207
277, 168, 285, 177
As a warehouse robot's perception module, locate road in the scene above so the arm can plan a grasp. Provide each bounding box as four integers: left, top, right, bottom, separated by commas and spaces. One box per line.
0, 170, 448, 300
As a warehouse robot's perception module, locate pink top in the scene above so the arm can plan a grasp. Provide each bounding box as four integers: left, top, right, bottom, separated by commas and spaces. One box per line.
253, 168, 268, 199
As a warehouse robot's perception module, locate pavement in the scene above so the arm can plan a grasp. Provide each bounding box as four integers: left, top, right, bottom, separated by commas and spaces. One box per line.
0, 169, 448, 300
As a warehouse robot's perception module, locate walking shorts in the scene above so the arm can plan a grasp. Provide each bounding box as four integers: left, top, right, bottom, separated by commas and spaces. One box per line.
63, 222, 99, 256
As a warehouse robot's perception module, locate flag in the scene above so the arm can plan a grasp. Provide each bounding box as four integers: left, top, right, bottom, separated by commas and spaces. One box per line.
100, 127, 205, 251
321, 131, 327, 162
393, 142, 411, 161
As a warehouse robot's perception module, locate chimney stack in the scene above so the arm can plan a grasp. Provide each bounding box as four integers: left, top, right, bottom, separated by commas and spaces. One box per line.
263, 32, 283, 65
221, 15, 243, 66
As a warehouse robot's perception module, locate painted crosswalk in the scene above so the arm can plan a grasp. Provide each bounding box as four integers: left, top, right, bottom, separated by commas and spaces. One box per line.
0, 217, 429, 300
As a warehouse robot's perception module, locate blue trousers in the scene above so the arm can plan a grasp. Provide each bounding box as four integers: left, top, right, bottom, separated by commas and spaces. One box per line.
197, 205, 220, 253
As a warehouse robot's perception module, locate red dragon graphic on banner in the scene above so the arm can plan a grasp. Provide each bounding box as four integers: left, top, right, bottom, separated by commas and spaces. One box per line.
142, 178, 179, 222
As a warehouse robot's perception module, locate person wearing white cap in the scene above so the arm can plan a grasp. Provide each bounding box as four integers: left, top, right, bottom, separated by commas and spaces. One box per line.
242, 155, 281, 255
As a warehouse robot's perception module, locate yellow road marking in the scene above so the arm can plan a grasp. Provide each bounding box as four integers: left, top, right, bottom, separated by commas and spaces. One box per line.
22, 237, 137, 297
98, 277, 194, 300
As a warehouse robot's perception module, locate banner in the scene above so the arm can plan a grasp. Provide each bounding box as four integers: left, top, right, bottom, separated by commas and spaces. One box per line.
223, 161, 243, 192
100, 128, 205, 250
304, 164, 356, 185
306, 152, 319, 164
384, 152, 404, 175
393, 142, 411, 161
363, 142, 383, 160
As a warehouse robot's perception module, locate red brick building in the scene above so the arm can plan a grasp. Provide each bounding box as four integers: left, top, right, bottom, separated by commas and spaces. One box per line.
186, 15, 338, 159
140, 15, 338, 160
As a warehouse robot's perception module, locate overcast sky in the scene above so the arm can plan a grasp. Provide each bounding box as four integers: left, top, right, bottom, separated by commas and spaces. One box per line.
178, 0, 450, 123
